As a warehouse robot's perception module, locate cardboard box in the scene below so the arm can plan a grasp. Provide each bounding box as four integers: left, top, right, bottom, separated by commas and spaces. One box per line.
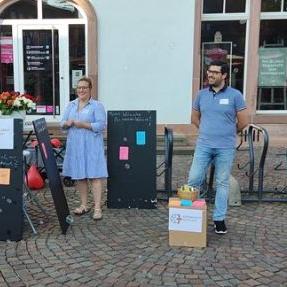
168, 198, 207, 248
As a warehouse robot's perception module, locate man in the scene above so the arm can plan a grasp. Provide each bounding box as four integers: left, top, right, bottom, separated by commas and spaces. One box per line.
188, 60, 249, 235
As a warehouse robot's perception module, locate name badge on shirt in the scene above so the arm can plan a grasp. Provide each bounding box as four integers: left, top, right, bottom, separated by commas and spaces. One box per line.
81, 109, 89, 114
219, 99, 229, 105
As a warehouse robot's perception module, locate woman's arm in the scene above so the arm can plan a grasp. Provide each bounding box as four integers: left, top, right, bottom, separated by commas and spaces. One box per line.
73, 102, 106, 132
60, 103, 74, 129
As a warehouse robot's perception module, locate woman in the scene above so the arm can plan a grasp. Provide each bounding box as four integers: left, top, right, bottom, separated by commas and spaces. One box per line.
61, 77, 108, 220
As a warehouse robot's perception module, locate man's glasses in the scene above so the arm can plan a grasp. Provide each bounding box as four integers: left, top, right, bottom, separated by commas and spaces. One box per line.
76, 86, 90, 90
207, 70, 222, 75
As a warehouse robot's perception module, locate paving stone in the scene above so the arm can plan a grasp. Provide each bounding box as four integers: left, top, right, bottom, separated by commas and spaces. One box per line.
0, 152, 287, 286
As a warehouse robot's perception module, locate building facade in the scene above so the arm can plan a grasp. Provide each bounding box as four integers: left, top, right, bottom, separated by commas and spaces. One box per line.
1, 0, 287, 137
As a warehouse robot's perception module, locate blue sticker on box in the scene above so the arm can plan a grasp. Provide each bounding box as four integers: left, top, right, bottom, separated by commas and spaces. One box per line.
136, 131, 146, 145
180, 199, 192, 206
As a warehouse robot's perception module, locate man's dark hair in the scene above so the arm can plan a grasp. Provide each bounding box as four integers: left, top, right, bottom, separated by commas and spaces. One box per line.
208, 60, 229, 75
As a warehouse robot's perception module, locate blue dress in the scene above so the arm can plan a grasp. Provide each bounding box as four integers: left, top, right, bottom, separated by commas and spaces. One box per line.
60, 98, 108, 180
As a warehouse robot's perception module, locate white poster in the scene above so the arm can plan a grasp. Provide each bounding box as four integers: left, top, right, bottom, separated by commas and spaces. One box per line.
169, 208, 203, 233
72, 70, 83, 89
0, 119, 14, 149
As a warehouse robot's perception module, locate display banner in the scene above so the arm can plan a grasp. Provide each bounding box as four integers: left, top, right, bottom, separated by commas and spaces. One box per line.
33, 118, 70, 234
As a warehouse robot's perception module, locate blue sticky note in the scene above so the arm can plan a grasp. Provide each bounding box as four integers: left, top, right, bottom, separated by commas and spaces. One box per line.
181, 199, 192, 207
136, 131, 146, 145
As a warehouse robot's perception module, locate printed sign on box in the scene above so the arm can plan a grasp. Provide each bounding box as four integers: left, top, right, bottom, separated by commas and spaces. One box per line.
169, 208, 203, 233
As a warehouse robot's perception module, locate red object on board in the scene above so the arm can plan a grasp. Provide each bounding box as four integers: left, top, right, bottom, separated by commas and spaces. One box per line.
26, 164, 44, 190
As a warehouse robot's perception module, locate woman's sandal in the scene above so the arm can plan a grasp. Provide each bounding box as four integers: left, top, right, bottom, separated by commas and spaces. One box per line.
74, 205, 90, 216
92, 208, 102, 220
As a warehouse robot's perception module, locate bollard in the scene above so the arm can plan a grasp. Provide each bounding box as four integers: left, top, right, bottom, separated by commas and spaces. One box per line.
229, 175, 241, 206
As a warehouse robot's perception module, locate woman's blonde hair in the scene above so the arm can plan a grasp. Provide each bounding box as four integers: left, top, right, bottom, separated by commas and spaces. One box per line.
78, 76, 92, 89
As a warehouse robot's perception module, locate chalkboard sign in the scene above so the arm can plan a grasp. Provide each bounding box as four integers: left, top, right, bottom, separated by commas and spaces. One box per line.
258, 48, 287, 87
33, 118, 70, 234
0, 119, 23, 241
107, 111, 156, 209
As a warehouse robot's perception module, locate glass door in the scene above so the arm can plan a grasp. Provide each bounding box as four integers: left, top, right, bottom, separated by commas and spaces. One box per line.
17, 25, 69, 122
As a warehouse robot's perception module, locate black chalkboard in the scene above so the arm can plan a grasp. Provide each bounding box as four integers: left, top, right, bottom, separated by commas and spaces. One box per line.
0, 119, 23, 241
107, 111, 156, 209
32, 118, 70, 234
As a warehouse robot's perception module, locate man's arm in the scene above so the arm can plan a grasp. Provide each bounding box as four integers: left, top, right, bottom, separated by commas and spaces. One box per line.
236, 108, 249, 132
191, 109, 201, 129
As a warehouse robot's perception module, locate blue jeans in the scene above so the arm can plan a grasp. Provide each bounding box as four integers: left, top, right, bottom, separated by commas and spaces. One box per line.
188, 145, 235, 221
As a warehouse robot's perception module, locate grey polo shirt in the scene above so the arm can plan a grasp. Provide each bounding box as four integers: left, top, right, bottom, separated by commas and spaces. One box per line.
193, 86, 246, 148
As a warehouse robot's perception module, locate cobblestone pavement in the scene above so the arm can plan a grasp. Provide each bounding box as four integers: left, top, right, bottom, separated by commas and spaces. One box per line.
1, 150, 287, 287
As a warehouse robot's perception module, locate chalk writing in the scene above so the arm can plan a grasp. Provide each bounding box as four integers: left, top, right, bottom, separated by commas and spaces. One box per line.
0, 154, 20, 168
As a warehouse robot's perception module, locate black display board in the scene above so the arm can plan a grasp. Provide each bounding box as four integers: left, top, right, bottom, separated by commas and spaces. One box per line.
0, 119, 23, 241
107, 111, 156, 209
33, 118, 70, 234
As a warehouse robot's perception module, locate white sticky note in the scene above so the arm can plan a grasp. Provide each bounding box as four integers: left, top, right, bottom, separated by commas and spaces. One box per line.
0, 119, 14, 149
169, 208, 202, 232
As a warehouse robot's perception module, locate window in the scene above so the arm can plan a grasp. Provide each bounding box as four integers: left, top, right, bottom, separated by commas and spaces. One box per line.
201, 21, 246, 92
43, 0, 82, 19
0, 0, 37, 19
261, 0, 282, 12
203, 0, 223, 13
69, 25, 85, 101
0, 0, 82, 19
203, 0, 246, 14
0, 26, 14, 91
257, 20, 287, 110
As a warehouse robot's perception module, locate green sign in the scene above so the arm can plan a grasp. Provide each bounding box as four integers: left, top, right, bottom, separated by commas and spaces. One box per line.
258, 48, 287, 87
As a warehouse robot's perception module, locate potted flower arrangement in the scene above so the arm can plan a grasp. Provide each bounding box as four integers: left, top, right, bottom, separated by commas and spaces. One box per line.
0, 91, 36, 116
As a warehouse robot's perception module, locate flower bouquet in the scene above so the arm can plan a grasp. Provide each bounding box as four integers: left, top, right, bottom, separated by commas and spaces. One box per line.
0, 91, 36, 116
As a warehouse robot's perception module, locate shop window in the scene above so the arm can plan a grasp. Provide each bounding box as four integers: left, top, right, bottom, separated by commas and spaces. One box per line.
257, 20, 287, 111
0, 0, 37, 19
0, 26, 14, 91
201, 21, 246, 92
203, 0, 223, 13
203, 0, 245, 14
0, 0, 82, 19
69, 25, 86, 101
225, 0, 246, 13
43, 0, 82, 19
261, 0, 282, 12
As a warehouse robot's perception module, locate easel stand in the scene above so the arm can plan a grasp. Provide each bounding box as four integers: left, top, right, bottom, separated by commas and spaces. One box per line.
22, 150, 48, 234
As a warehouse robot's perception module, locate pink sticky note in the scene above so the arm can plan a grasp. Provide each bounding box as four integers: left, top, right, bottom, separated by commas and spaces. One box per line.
46, 106, 53, 113
192, 200, 206, 208
119, 146, 129, 160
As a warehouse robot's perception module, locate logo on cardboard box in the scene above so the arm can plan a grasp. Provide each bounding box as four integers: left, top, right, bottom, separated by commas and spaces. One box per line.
169, 208, 203, 233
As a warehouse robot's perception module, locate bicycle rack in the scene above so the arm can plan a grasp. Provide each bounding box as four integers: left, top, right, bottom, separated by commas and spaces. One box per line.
157, 127, 174, 200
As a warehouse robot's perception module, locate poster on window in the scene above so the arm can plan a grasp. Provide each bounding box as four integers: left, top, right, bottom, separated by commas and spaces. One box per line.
201, 42, 232, 88
0, 36, 13, 64
258, 48, 287, 87
23, 31, 52, 72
